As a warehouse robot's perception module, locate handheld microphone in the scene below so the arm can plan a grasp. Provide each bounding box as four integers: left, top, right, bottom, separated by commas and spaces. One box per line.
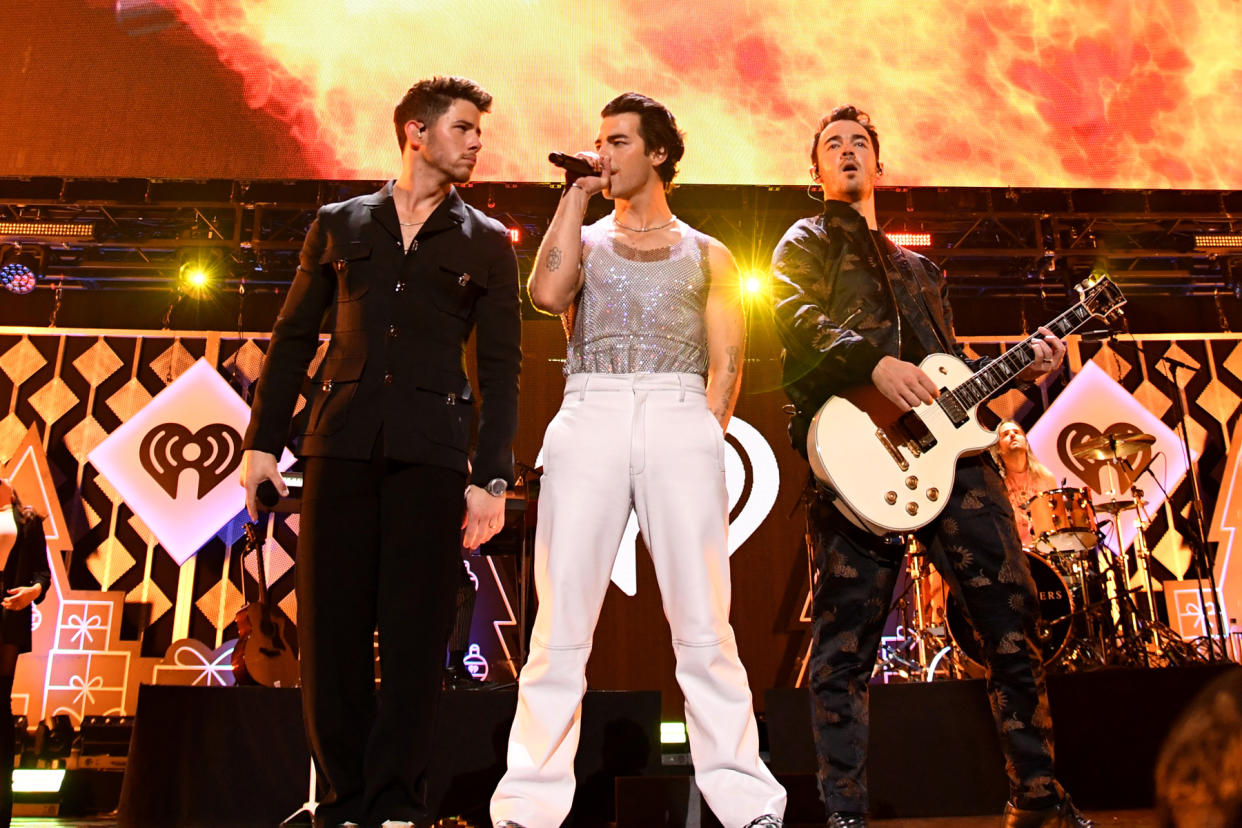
548, 152, 599, 177
256, 472, 304, 511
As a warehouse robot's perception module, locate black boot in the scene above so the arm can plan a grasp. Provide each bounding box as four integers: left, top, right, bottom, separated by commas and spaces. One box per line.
1003, 795, 1093, 828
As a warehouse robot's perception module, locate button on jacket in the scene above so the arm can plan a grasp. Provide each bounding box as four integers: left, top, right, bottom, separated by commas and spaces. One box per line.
244, 181, 522, 488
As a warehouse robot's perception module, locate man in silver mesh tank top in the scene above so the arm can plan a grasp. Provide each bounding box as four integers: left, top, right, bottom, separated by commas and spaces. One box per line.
490, 93, 786, 828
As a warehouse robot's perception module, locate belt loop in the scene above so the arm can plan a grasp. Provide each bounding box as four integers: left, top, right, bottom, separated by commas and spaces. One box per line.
678, 374, 686, 402
578, 374, 588, 401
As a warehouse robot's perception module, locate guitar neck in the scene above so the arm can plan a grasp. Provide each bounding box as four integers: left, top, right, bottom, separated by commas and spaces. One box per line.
255, 542, 270, 606
950, 301, 1094, 410
244, 521, 271, 607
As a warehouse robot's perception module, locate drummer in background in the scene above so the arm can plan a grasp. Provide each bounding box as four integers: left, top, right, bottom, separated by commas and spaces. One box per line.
993, 419, 1058, 547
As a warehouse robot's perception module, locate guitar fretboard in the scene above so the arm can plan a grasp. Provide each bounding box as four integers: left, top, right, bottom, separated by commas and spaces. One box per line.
944, 302, 1093, 412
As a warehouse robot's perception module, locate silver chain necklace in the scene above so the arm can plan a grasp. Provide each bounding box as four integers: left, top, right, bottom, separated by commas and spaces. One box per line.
612, 212, 676, 233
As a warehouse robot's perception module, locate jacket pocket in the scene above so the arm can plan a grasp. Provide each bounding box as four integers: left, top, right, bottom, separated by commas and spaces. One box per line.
412, 387, 473, 452
431, 264, 487, 318
306, 356, 365, 435
321, 241, 373, 301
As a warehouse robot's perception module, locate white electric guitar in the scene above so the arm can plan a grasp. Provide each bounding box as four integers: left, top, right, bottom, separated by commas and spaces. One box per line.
807, 273, 1126, 535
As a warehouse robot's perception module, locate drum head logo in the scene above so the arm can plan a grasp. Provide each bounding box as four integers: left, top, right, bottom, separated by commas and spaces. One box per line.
90, 359, 294, 565
139, 423, 244, 499
1055, 421, 1152, 495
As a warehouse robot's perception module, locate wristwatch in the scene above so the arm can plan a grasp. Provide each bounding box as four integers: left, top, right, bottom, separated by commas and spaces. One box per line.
484, 478, 507, 497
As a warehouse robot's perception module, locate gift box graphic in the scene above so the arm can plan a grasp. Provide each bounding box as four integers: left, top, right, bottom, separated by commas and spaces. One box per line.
43, 650, 130, 722
55, 600, 114, 652
151, 639, 237, 687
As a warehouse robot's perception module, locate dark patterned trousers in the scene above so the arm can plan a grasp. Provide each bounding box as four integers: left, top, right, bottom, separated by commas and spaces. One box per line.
806, 454, 1063, 815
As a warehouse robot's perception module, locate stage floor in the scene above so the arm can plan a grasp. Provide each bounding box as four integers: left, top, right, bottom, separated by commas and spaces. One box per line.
10, 811, 1161, 827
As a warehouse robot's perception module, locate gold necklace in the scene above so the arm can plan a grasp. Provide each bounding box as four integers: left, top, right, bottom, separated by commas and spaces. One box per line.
613, 213, 676, 233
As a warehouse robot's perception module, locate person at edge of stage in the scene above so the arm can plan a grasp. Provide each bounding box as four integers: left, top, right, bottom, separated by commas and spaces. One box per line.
993, 419, 1059, 548
0, 477, 51, 828
770, 104, 1091, 828
489, 92, 786, 828
239, 76, 522, 828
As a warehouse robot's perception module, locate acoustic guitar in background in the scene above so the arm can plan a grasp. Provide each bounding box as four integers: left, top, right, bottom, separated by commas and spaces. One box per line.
232, 519, 300, 688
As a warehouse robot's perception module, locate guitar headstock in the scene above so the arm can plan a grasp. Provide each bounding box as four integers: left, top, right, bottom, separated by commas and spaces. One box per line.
1075, 272, 1127, 324
243, 520, 262, 551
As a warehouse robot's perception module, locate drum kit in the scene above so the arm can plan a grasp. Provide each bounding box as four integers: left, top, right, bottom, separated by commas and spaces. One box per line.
876, 430, 1205, 683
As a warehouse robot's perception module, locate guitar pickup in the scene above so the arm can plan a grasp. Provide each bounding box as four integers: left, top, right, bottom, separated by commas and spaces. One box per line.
937, 388, 969, 427
897, 410, 937, 454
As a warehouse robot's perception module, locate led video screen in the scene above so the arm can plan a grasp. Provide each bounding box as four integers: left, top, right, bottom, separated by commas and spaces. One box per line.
2, 0, 1239, 188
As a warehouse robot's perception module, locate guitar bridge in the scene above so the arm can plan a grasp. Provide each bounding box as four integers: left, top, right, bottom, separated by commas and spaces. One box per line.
876, 428, 909, 470
897, 410, 937, 454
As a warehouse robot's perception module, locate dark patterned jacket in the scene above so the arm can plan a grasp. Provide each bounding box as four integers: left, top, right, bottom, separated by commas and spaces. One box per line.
243, 182, 522, 488
771, 199, 983, 451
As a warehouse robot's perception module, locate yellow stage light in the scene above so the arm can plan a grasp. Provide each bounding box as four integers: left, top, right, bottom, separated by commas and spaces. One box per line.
741, 271, 767, 297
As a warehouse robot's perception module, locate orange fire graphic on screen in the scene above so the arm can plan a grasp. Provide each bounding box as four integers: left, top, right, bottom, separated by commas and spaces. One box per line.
159, 0, 1241, 187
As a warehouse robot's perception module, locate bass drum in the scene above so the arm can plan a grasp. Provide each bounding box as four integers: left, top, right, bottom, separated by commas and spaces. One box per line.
946, 551, 1072, 667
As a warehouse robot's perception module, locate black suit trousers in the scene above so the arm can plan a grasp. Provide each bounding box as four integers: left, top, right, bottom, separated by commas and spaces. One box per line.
805, 455, 1063, 815
299, 444, 465, 828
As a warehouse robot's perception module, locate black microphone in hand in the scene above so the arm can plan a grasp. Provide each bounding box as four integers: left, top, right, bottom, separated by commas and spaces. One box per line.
256, 480, 282, 511
548, 152, 599, 177
255, 472, 303, 511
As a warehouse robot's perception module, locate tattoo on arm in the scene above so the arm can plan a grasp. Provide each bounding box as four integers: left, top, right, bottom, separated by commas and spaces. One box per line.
726, 345, 739, 374
546, 247, 563, 272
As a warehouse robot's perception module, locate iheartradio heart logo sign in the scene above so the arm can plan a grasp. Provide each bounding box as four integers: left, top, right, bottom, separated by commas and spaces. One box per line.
89, 359, 295, 565
1055, 420, 1154, 497
1028, 360, 1191, 566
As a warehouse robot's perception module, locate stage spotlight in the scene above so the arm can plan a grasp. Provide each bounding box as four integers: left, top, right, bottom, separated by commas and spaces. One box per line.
0, 245, 44, 295
741, 270, 768, 297
0, 220, 94, 242
507, 226, 522, 244
886, 231, 932, 247
178, 249, 222, 296
183, 267, 210, 290
660, 721, 687, 746
1196, 233, 1242, 250
11, 768, 65, 794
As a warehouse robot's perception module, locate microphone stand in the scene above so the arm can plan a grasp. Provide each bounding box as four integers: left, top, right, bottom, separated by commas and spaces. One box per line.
1161, 353, 1228, 661
1096, 334, 1228, 660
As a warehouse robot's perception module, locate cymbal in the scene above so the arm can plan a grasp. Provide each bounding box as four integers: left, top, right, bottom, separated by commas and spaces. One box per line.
1070, 432, 1155, 461
1094, 499, 1139, 514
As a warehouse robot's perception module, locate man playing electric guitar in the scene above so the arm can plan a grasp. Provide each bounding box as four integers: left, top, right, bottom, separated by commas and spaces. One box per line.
771, 105, 1090, 828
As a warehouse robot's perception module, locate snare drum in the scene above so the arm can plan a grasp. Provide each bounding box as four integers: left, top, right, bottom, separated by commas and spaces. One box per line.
1024, 487, 1098, 555
946, 551, 1073, 666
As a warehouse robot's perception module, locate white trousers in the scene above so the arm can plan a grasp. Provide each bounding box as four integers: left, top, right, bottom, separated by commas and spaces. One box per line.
491, 373, 785, 828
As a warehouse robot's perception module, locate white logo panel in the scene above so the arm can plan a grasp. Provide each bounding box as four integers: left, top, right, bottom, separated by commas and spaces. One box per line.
89, 359, 295, 565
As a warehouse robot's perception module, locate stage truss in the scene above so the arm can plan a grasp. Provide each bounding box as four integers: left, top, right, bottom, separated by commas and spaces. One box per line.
1, 178, 1240, 315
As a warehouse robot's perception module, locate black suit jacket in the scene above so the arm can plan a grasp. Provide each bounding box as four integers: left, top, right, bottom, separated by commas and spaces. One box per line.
2, 506, 51, 654
244, 182, 522, 487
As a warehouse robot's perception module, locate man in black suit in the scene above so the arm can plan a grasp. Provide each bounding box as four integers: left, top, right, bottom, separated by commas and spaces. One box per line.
240, 76, 521, 828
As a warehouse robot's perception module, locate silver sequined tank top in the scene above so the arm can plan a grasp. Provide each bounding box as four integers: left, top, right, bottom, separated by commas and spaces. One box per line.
565, 215, 711, 376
